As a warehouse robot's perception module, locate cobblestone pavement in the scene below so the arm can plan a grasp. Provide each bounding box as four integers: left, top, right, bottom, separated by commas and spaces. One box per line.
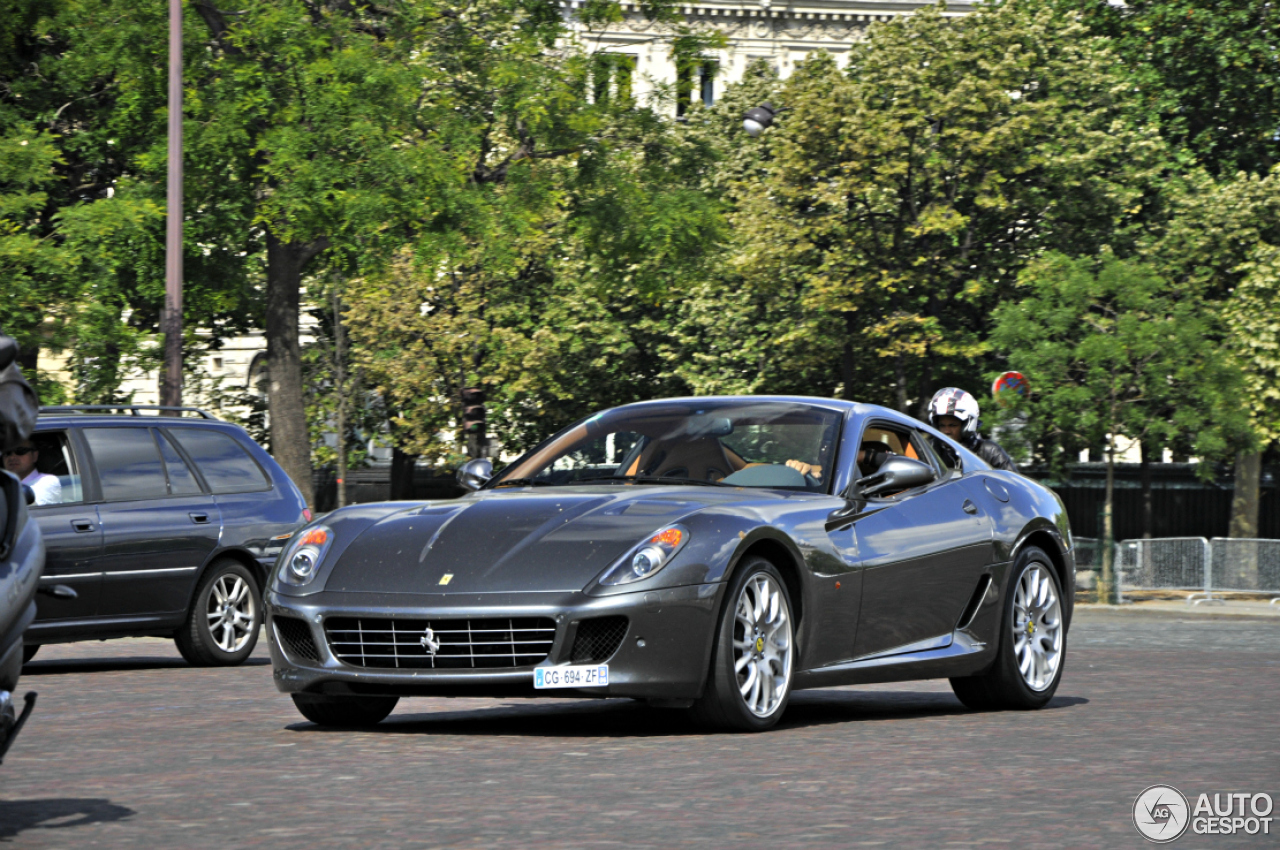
2, 609, 1277, 849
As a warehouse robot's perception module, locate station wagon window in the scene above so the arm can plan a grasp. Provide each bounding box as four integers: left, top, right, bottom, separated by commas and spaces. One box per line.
158, 431, 204, 496
27, 430, 83, 506
84, 427, 169, 502
169, 428, 269, 493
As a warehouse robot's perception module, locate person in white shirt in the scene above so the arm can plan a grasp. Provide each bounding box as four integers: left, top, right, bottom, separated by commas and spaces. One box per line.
3, 439, 61, 505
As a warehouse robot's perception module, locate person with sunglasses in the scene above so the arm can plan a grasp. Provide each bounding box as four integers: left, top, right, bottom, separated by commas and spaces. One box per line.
3, 441, 60, 506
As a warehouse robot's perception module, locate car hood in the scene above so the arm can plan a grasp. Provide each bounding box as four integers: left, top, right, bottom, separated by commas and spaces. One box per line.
324, 487, 761, 594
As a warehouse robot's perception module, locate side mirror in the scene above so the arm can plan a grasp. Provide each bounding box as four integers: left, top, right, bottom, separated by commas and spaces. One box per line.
21, 484, 34, 506
456, 458, 493, 492
855, 456, 935, 498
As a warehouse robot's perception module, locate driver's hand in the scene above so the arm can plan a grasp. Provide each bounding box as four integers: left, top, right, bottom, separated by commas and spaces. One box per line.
785, 460, 822, 480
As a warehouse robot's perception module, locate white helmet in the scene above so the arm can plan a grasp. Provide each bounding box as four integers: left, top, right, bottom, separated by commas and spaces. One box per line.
928, 387, 980, 437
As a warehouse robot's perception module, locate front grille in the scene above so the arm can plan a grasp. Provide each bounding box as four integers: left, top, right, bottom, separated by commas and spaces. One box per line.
274, 616, 320, 663
324, 617, 556, 669
570, 616, 629, 663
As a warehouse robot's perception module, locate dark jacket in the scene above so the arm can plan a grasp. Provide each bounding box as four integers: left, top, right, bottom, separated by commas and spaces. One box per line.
0, 335, 37, 450
964, 434, 1017, 473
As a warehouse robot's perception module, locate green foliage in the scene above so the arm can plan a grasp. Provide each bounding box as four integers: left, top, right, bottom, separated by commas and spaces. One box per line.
1064, 0, 1280, 176
721, 3, 1167, 412
991, 252, 1250, 470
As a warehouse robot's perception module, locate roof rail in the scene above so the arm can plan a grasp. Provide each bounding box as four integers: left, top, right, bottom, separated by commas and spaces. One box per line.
39, 405, 218, 420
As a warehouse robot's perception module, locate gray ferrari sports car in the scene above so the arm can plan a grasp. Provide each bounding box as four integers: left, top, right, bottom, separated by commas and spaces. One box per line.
266, 397, 1074, 731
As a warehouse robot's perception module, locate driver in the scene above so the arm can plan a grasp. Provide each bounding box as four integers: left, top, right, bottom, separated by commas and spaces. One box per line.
927, 388, 1016, 472
3, 439, 61, 505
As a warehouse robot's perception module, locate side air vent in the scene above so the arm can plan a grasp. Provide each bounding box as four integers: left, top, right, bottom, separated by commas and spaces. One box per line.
274, 616, 321, 664
956, 574, 994, 631
570, 616, 629, 663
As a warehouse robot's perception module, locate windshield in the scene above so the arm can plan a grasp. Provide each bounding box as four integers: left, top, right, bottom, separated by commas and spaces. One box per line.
490, 401, 843, 492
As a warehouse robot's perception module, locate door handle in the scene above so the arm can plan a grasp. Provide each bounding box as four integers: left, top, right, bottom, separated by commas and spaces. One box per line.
962, 500, 979, 515
71, 519, 96, 533
189, 512, 211, 524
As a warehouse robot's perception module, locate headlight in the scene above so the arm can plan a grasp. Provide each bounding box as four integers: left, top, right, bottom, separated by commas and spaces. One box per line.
280, 525, 334, 586
598, 524, 690, 586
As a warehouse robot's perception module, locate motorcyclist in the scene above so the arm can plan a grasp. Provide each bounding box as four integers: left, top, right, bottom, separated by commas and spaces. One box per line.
0, 333, 42, 763
926, 387, 1017, 473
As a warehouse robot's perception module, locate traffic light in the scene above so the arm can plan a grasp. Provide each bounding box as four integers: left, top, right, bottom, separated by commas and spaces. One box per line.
460, 387, 486, 435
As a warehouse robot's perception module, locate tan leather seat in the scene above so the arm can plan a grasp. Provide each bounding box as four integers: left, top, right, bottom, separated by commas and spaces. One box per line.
633, 436, 735, 482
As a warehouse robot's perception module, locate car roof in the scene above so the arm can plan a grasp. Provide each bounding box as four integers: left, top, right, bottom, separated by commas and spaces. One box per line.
36, 406, 240, 430
608, 395, 905, 420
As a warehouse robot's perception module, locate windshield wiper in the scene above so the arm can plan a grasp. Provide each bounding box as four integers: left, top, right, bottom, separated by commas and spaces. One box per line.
491, 478, 554, 488
574, 475, 733, 487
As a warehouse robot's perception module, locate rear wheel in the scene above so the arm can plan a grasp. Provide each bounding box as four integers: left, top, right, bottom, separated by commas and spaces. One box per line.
950, 546, 1066, 711
21, 645, 39, 665
291, 694, 399, 727
175, 560, 262, 667
690, 557, 795, 732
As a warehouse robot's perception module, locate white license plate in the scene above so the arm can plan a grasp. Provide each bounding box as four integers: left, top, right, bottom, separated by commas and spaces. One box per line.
533, 664, 609, 689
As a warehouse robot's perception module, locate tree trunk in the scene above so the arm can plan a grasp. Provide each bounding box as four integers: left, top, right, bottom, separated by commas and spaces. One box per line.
16, 347, 37, 403
1097, 438, 1116, 604
390, 447, 417, 500
1228, 449, 1262, 539
266, 232, 324, 509
840, 311, 856, 400
334, 288, 347, 510
915, 357, 933, 420
893, 353, 908, 412
1140, 441, 1153, 539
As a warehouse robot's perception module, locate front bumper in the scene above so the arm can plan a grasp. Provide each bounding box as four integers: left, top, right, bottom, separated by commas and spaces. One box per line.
265, 583, 724, 701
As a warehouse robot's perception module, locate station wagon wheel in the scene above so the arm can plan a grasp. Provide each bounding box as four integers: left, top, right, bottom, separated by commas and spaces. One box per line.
175, 559, 262, 667
950, 545, 1066, 711
690, 556, 795, 731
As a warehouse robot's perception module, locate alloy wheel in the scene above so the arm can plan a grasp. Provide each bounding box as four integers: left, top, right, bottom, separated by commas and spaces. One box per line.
206, 573, 257, 653
731, 573, 793, 717
1012, 563, 1063, 691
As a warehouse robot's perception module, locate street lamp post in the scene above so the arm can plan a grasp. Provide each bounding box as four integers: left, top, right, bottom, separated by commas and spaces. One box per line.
160, 0, 184, 409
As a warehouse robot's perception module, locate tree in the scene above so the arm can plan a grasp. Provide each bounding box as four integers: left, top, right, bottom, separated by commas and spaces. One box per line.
991, 252, 1250, 602
1144, 169, 1280, 537
1065, 0, 1280, 177
727, 3, 1166, 413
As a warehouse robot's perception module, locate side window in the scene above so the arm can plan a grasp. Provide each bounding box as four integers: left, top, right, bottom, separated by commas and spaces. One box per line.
169, 429, 269, 494
158, 432, 204, 496
910, 430, 952, 476
857, 423, 939, 487
917, 430, 959, 473
26, 430, 82, 506
84, 428, 169, 502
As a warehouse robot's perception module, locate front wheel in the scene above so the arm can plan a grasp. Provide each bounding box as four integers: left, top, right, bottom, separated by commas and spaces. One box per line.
21, 645, 39, 665
950, 546, 1066, 711
291, 694, 399, 727
690, 557, 796, 732
175, 560, 262, 667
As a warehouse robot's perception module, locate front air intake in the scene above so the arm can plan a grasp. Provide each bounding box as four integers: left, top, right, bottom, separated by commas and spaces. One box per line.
324, 617, 556, 670
570, 616, 629, 663
274, 616, 321, 664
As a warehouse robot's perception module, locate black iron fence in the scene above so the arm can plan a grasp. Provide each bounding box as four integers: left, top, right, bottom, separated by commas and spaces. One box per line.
1025, 463, 1279, 541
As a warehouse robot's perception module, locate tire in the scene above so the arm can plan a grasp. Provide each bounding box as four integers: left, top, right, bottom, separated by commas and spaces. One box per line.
690, 556, 796, 732
175, 559, 262, 667
21, 645, 39, 665
291, 694, 399, 727
950, 546, 1066, 711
